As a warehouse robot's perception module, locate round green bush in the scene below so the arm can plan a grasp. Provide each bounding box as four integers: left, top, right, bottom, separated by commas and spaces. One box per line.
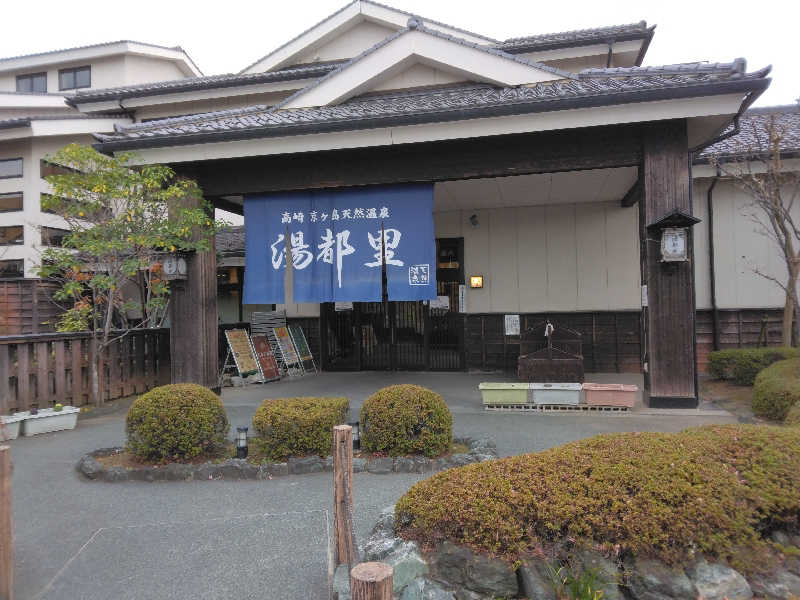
360, 384, 452, 458
252, 397, 349, 461
708, 347, 798, 385
752, 358, 800, 421
395, 424, 800, 575
126, 384, 229, 461
784, 403, 800, 426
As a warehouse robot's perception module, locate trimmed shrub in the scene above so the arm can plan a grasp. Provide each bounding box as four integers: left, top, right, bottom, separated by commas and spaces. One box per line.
708, 347, 798, 385
126, 384, 229, 461
395, 424, 800, 574
360, 384, 452, 457
752, 358, 800, 421
786, 403, 800, 426
252, 397, 349, 460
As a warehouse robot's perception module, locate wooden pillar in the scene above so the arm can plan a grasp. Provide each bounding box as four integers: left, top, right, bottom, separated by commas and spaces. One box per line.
640, 120, 698, 408
332, 425, 356, 568
1, 446, 13, 600
350, 562, 393, 600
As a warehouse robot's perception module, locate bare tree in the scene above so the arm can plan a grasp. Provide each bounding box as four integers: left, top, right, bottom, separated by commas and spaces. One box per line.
711, 108, 800, 346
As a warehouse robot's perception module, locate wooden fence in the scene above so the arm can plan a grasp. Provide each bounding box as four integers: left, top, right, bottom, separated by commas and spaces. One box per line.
0, 329, 170, 414
0, 279, 62, 336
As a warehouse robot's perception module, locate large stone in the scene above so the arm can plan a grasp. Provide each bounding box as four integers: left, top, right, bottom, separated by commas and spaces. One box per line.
333, 563, 350, 600
468, 437, 496, 451
448, 454, 474, 467
786, 556, 800, 577
372, 505, 396, 536
267, 462, 289, 477
394, 457, 417, 473
574, 549, 623, 600
430, 541, 517, 598
399, 577, 456, 600
101, 467, 129, 482
687, 559, 752, 600
352, 457, 367, 473
288, 456, 323, 475
626, 556, 697, 600
471, 453, 495, 463
363, 534, 405, 562
749, 568, 800, 600
519, 558, 557, 600
164, 463, 193, 481
217, 460, 244, 480
323, 456, 334, 472
366, 457, 393, 474
430, 541, 474, 586
77, 456, 103, 480
385, 541, 429, 594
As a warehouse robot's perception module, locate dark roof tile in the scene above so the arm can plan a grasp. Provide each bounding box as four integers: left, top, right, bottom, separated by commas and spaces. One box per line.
497, 21, 653, 52
701, 105, 800, 157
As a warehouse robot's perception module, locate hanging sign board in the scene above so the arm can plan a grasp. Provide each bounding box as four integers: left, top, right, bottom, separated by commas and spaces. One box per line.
429, 296, 450, 310
504, 315, 520, 336
273, 326, 300, 366
243, 183, 437, 304
458, 284, 466, 313
251, 334, 280, 381
224, 329, 260, 377
288, 325, 313, 362
335, 302, 353, 311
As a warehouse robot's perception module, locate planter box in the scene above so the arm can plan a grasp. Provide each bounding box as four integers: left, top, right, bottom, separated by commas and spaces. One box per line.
479, 383, 529, 405
583, 383, 638, 408
1, 412, 28, 440
531, 383, 582, 405
22, 406, 80, 436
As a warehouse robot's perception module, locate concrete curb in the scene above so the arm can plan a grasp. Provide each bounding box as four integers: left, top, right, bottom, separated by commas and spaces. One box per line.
76, 435, 498, 483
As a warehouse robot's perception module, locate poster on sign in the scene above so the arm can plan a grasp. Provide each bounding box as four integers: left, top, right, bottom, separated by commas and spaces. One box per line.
224, 329, 260, 377
273, 326, 300, 367
243, 184, 437, 304
251, 334, 280, 381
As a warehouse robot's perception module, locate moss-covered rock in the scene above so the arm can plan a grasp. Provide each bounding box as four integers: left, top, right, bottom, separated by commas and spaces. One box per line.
126, 384, 229, 461
708, 347, 798, 385
752, 358, 800, 421
360, 384, 452, 458
252, 396, 348, 461
395, 424, 800, 575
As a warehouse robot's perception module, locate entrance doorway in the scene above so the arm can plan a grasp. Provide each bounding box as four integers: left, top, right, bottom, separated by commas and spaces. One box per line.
321, 238, 465, 371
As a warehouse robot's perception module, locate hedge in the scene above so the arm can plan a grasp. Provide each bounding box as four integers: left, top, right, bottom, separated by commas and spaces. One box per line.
360, 384, 452, 458
395, 424, 800, 574
707, 347, 798, 385
126, 384, 229, 461
786, 403, 800, 426
252, 397, 349, 460
752, 358, 800, 421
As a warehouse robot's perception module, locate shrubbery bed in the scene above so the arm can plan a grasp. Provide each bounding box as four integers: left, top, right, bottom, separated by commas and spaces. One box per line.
360, 384, 452, 457
126, 384, 229, 461
708, 347, 797, 385
786, 403, 800, 426
395, 424, 800, 574
753, 358, 800, 421
252, 396, 349, 460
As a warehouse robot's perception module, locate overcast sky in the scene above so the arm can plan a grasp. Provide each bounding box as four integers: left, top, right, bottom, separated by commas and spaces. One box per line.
3, 0, 797, 107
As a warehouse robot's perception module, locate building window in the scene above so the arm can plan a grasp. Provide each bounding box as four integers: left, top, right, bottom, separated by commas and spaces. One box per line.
41, 226, 69, 247
0, 260, 24, 279
58, 66, 91, 90
0, 192, 23, 212
0, 158, 23, 179
40, 159, 78, 178
16, 72, 47, 93
0, 226, 24, 245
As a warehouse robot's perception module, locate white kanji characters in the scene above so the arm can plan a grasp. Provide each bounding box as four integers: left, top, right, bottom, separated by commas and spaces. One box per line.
331, 209, 340, 221
321, 212, 329, 222
281, 212, 291, 224
317, 228, 355, 288
341, 208, 351, 219
289, 231, 313, 269
365, 228, 404, 267
366, 207, 378, 219
379, 206, 390, 219
270, 234, 286, 269
353, 208, 365, 219
310, 211, 318, 222
293, 212, 304, 223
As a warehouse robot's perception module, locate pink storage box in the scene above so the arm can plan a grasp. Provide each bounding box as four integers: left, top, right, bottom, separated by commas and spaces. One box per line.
583, 383, 638, 407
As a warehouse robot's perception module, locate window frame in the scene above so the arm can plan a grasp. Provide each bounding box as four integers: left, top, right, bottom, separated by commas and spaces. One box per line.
40, 159, 79, 178
0, 225, 25, 246
15, 72, 47, 93
0, 192, 23, 213
58, 65, 91, 91
40, 226, 70, 248
0, 158, 23, 180
0, 260, 25, 279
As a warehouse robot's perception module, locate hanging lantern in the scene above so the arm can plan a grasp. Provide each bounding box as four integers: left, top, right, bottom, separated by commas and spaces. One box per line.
236, 426, 249, 459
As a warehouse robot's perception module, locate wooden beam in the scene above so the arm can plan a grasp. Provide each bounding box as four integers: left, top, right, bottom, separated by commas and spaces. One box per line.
0, 446, 13, 600
210, 196, 244, 215
350, 562, 393, 600
620, 176, 642, 207
174, 125, 643, 197
332, 425, 356, 568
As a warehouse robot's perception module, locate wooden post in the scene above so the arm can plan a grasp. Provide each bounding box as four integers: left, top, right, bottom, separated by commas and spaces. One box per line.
350, 562, 393, 600
332, 424, 355, 568
0, 446, 13, 600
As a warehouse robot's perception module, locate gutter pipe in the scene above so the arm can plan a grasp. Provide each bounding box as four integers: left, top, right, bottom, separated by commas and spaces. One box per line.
707, 167, 721, 350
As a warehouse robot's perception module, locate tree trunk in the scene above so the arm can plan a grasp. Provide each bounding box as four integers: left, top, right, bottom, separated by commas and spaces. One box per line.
783, 268, 799, 347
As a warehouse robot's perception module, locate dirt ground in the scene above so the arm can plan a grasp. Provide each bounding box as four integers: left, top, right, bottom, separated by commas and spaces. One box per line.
699, 378, 768, 423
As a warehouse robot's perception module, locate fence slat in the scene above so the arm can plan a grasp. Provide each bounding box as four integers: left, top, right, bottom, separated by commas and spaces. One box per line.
54, 341, 66, 403
17, 344, 31, 412
0, 347, 9, 415
109, 341, 121, 400
36, 341, 50, 408
71, 339, 84, 407
134, 332, 146, 393
121, 336, 133, 397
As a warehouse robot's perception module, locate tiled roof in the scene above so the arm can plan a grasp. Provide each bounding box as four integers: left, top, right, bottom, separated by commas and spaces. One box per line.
497, 21, 653, 52
217, 226, 245, 255
94, 63, 769, 150
0, 40, 187, 63
0, 113, 128, 130
701, 105, 800, 157
69, 62, 342, 105
579, 59, 747, 78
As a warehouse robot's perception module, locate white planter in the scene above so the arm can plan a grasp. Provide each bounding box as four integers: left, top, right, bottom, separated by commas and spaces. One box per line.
1, 412, 28, 440
530, 383, 582, 405
22, 406, 80, 436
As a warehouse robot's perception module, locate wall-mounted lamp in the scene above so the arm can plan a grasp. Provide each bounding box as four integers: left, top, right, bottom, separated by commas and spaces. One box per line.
469, 214, 479, 228
470, 275, 484, 289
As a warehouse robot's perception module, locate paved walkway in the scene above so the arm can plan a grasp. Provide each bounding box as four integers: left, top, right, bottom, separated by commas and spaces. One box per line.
7, 372, 738, 599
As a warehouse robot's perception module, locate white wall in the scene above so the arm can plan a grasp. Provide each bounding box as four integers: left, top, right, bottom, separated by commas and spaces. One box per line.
296, 20, 397, 64
434, 201, 641, 313
133, 91, 292, 122
122, 55, 188, 87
